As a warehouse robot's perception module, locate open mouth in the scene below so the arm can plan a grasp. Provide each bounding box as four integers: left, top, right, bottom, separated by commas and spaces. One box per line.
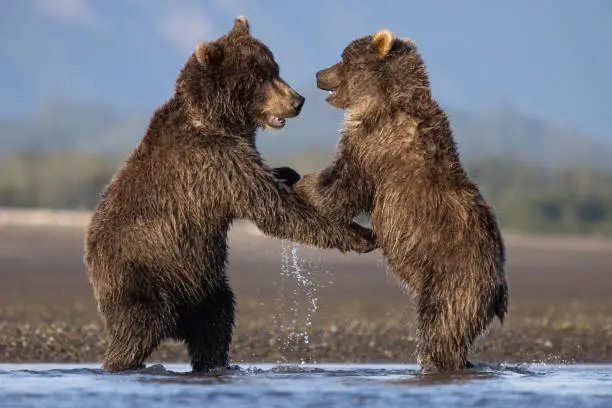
266, 115, 286, 129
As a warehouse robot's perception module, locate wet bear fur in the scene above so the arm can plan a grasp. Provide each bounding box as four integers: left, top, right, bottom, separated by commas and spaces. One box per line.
294, 29, 508, 373
84, 17, 376, 372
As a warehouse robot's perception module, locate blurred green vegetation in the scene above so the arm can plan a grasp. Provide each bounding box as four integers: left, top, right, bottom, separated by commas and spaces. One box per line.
0, 152, 123, 210
1, 150, 612, 237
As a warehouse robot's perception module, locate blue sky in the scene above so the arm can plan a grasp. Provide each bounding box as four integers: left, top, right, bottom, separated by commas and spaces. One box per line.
0, 0, 610, 140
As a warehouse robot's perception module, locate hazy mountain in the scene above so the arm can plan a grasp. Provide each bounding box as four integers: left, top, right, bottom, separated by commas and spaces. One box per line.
0, 100, 146, 157
446, 105, 612, 168
1, 95, 610, 169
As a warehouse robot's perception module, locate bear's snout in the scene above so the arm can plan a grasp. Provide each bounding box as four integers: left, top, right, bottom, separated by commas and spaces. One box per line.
291, 93, 305, 113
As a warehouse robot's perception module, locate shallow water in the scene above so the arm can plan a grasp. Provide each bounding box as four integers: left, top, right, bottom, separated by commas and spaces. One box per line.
0, 363, 610, 408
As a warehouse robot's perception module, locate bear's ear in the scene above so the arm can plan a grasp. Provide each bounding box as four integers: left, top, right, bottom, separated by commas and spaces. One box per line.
231, 15, 250, 36
371, 29, 394, 58
195, 42, 224, 66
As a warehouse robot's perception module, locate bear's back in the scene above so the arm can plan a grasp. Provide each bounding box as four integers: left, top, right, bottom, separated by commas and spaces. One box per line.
85, 111, 242, 265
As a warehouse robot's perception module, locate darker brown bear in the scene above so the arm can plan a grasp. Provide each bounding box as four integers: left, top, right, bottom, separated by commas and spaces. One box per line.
84, 17, 376, 373
294, 30, 509, 373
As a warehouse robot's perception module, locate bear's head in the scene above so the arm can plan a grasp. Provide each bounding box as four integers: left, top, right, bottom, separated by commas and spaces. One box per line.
177, 16, 305, 130
316, 30, 427, 112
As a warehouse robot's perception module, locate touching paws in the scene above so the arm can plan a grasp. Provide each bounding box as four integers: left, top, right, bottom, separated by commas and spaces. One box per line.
271, 167, 301, 193
271, 166, 301, 187
348, 223, 378, 254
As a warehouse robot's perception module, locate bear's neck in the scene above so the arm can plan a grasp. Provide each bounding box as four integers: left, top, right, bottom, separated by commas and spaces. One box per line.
178, 94, 258, 144
346, 96, 462, 166
142, 96, 258, 150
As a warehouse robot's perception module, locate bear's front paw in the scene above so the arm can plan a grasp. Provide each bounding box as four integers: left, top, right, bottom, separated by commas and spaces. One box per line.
347, 223, 378, 254
271, 166, 301, 187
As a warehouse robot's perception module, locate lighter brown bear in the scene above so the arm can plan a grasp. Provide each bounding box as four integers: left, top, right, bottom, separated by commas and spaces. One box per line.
294, 29, 508, 373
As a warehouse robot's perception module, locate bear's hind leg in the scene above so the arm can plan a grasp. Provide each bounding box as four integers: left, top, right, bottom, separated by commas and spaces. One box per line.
178, 279, 236, 373
101, 303, 172, 372
416, 288, 484, 373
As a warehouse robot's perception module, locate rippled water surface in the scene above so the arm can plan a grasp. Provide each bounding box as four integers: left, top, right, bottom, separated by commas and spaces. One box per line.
0, 363, 611, 407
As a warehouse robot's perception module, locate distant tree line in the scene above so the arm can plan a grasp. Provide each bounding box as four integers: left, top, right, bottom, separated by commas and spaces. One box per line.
1, 150, 612, 237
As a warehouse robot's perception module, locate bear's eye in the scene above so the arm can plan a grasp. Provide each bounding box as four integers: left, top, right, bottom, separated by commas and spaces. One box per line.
257, 72, 275, 84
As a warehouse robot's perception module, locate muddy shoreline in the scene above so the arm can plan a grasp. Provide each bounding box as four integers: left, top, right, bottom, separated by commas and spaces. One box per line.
1, 220, 611, 366
1, 302, 611, 365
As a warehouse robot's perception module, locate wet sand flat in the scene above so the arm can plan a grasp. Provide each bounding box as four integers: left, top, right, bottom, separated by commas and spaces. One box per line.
0, 220, 611, 364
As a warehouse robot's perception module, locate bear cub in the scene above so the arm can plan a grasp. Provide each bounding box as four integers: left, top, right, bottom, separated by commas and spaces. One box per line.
294, 29, 508, 373
84, 17, 376, 372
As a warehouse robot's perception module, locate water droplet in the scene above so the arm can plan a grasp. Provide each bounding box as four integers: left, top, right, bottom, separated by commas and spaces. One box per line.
273, 240, 323, 365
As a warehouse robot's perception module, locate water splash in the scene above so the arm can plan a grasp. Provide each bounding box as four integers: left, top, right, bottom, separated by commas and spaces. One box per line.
274, 240, 326, 365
